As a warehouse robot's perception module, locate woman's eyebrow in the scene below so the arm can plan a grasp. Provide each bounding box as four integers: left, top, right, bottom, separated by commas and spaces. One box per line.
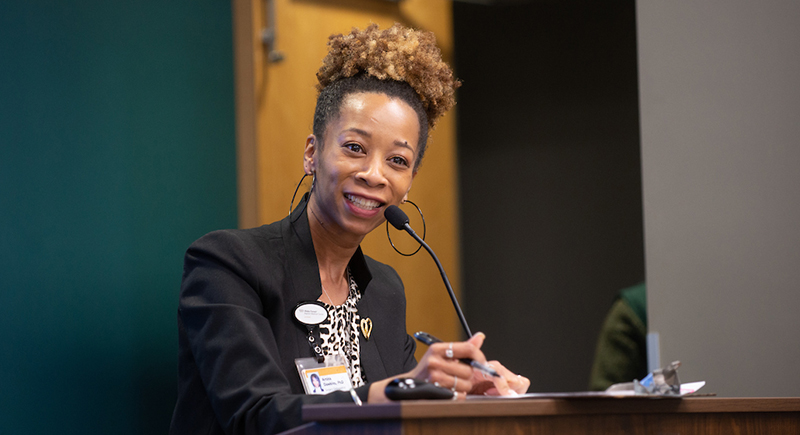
393, 140, 413, 152
342, 128, 413, 152
343, 127, 371, 137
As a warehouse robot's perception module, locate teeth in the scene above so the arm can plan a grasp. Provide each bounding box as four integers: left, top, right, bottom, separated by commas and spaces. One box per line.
346, 194, 381, 210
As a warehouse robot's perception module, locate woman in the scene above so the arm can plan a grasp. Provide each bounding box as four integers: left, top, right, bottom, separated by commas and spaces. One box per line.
309, 373, 324, 394
170, 24, 529, 435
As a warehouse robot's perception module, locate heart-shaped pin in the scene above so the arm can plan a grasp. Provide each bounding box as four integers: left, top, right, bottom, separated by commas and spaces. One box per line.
360, 318, 373, 341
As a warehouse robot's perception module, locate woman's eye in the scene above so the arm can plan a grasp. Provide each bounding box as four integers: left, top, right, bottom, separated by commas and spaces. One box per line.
390, 156, 409, 167
344, 143, 363, 153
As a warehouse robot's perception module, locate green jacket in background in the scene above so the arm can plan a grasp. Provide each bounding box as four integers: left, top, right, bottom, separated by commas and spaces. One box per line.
588, 282, 648, 391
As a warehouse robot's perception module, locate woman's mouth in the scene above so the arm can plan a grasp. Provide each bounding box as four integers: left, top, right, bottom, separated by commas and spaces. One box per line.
345, 193, 383, 211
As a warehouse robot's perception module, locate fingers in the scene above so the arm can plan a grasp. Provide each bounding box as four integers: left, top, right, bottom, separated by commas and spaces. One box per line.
424, 352, 474, 394
511, 373, 531, 394
495, 362, 530, 394
479, 360, 531, 396
427, 370, 473, 393
430, 339, 487, 366
411, 339, 485, 394
411, 332, 530, 398
467, 331, 485, 349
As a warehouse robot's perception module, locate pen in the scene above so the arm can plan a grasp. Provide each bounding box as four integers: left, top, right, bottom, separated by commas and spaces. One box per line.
413, 331, 500, 378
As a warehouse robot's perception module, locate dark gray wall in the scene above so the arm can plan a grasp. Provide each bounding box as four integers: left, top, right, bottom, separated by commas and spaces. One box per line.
0, 1, 236, 433
638, 0, 800, 396
454, 1, 644, 391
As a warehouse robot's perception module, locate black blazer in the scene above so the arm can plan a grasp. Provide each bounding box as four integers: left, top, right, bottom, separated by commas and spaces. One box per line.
170, 200, 417, 435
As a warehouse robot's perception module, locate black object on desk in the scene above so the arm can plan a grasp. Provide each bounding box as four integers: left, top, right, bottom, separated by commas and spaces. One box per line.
385, 378, 454, 401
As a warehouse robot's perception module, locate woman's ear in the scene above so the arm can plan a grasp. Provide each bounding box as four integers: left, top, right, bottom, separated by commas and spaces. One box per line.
303, 135, 317, 175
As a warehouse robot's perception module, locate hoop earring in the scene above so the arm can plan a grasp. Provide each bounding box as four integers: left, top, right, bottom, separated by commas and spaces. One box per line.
386, 200, 426, 256
289, 173, 311, 215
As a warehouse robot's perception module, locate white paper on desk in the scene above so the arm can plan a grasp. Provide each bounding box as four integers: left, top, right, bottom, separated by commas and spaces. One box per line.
679, 381, 706, 395
466, 381, 706, 400
600, 380, 707, 397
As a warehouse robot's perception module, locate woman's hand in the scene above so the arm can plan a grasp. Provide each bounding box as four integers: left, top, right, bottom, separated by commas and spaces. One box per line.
367, 332, 530, 402
406, 333, 486, 398
467, 359, 530, 396
458, 333, 530, 397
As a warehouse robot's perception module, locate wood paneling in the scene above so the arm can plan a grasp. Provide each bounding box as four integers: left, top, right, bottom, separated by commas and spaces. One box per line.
233, 0, 461, 361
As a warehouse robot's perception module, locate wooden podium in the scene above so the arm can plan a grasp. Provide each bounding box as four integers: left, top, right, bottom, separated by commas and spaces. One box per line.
288, 396, 800, 434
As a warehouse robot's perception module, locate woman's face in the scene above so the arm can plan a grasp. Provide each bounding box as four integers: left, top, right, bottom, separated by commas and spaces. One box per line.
305, 92, 419, 239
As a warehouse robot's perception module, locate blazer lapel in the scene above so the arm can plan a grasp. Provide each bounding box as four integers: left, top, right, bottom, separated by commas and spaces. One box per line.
356, 294, 388, 382
281, 197, 324, 360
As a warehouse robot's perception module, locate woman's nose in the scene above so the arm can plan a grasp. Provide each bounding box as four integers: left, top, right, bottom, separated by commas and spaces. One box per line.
357, 157, 387, 187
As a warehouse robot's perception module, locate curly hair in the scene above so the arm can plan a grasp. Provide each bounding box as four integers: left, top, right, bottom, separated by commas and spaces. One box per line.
313, 23, 460, 170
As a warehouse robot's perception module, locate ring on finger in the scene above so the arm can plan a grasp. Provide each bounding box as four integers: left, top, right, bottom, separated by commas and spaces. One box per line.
445, 342, 454, 359
451, 375, 458, 392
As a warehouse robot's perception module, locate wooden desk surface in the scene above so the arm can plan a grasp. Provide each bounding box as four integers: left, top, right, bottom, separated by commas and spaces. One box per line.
298, 397, 800, 435
305, 396, 800, 420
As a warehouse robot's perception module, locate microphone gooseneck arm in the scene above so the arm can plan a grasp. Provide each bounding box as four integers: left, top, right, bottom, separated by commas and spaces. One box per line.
385, 206, 473, 337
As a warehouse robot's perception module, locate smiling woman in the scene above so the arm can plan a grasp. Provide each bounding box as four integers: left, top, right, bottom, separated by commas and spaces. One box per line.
169, 24, 529, 435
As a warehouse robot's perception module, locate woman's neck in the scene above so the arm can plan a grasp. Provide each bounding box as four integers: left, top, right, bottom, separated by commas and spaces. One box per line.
307, 201, 363, 305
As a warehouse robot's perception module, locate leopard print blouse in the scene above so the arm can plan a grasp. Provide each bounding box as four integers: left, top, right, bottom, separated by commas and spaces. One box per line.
318, 272, 365, 387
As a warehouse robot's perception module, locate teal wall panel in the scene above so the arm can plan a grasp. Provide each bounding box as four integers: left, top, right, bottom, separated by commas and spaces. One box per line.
1, 1, 236, 433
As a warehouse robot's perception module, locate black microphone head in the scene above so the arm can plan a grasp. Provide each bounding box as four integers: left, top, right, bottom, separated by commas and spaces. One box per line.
384, 205, 409, 230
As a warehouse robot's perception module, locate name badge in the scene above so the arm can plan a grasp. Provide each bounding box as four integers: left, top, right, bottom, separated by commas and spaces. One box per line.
293, 301, 328, 363
296, 354, 352, 395
293, 301, 328, 326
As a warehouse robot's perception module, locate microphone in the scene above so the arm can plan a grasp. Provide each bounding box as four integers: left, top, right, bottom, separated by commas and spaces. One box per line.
385, 205, 473, 337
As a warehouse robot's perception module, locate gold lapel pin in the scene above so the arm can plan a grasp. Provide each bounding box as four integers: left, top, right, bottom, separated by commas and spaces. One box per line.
360, 318, 373, 341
